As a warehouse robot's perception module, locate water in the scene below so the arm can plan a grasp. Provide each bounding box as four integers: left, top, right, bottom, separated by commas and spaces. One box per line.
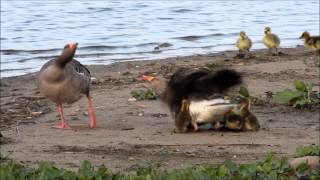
1, 0, 319, 77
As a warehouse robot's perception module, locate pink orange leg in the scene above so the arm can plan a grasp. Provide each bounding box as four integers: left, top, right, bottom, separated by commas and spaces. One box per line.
87, 94, 97, 128
52, 103, 71, 129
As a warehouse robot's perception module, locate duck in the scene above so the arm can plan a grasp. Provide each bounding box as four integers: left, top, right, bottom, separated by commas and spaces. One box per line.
263, 27, 281, 55
236, 31, 252, 57
299, 31, 320, 54
37, 43, 96, 129
144, 68, 247, 133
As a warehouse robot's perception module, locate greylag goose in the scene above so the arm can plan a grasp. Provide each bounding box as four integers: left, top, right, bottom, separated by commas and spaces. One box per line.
299, 31, 320, 54
144, 68, 260, 133
263, 27, 281, 55
236, 31, 252, 57
37, 43, 96, 129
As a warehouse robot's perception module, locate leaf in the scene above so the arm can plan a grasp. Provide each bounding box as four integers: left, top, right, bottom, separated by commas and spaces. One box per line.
224, 160, 238, 173
295, 147, 306, 157
247, 164, 257, 177
78, 160, 94, 178
217, 165, 228, 177
275, 89, 303, 104
293, 99, 307, 107
239, 86, 250, 98
295, 162, 310, 177
294, 80, 307, 92
296, 146, 320, 157
262, 162, 272, 174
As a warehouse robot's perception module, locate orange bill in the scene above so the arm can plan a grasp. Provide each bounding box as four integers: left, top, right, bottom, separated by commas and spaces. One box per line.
69, 43, 78, 50
143, 75, 155, 82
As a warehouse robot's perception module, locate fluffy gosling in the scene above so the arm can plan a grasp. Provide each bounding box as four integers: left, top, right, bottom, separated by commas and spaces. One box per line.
263, 27, 281, 55
299, 31, 320, 54
236, 31, 252, 57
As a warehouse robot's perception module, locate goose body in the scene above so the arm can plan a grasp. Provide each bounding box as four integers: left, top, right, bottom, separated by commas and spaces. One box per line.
38, 60, 91, 104
144, 68, 260, 133
263, 27, 280, 55
189, 98, 236, 124
37, 43, 96, 129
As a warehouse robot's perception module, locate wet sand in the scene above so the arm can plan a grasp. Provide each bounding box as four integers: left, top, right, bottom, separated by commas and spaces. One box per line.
0, 47, 319, 171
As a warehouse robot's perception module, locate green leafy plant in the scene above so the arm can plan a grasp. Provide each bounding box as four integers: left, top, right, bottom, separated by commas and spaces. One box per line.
233, 86, 266, 105
275, 80, 319, 107
205, 62, 223, 69
1, 151, 319, 179
131, 89, 157, 100
295, 146, 320, 157
239, 86, 250, 98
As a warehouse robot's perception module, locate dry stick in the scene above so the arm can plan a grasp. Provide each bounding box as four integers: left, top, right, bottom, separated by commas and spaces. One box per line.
15, 121, 20, 136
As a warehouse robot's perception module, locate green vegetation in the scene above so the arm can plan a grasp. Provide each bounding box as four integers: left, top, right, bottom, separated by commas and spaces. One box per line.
232, 86, 266, 105
1, 153, 319, 179
205, 62, 223, 69
275, 80, 319, 107
131, 89, 157, 100
295, 145, 320, 157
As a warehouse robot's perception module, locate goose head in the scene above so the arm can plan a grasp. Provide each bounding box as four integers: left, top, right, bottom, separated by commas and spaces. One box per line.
239, 31, 247, 39
55, 43, 78, 67
264, 27, 271, 35
299, 31, 310, 40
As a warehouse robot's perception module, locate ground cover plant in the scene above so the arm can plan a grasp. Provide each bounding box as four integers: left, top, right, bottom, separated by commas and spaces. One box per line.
1, 147, 319, 180
231, 86, 268, 105
295, 145, 320, 157
130, 89, 158, 100
275, 80, 319, 108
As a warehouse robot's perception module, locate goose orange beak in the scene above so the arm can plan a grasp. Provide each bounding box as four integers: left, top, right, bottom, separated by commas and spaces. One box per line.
143, 75, 155, 82
69, 43, 78, 50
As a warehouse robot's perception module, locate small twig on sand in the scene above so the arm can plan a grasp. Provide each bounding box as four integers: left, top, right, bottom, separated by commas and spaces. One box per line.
15, 122, 20, 136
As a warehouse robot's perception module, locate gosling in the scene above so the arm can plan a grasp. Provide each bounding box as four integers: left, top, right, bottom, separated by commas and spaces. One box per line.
263, 27, 281, 55
223, 99, 260, 131
236, 31, 252, 57
299, 31, 320, 54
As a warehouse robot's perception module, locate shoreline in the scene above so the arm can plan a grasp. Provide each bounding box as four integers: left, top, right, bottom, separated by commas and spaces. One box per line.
0, 47, 319, 171
0, 45, 306, 79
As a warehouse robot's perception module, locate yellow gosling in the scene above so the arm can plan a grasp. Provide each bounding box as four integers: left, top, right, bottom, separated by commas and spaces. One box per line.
236, 31, 252, 55
299, 31, 320, 54
263, 27, 280, 55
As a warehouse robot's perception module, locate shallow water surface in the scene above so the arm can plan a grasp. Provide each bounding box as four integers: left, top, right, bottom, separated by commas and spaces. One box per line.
1, 1, 319, 77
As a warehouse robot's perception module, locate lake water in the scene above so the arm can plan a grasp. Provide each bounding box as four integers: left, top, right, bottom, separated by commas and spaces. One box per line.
1, 0, 319, 77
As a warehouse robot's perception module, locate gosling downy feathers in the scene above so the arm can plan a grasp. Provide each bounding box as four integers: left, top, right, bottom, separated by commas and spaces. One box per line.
236, 31, 252, 56
299, 31, 320, 53
37, 43, 97, 129
223, 99, 260, 131
263, 27, 281, 55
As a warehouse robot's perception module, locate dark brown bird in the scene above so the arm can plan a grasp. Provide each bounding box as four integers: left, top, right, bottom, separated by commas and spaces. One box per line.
37, 43, 96, 129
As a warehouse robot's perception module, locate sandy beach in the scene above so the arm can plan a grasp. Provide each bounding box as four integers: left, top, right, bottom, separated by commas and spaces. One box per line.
0, 47, 319, 171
